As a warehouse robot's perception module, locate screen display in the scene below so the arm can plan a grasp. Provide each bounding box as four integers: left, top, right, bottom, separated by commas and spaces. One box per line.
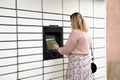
46, 35, 56, 50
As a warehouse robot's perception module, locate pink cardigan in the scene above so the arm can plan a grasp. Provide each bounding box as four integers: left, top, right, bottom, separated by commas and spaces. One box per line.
58, 29, 92, 55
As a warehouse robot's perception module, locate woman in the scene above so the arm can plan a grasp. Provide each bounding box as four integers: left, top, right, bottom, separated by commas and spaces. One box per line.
54, 12, 92, 80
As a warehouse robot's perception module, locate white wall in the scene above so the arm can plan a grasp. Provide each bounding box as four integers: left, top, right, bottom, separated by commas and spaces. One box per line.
0, 0, 106, 80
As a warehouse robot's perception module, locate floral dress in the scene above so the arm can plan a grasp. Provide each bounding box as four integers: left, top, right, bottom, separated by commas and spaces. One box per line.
65, 54, 92, 80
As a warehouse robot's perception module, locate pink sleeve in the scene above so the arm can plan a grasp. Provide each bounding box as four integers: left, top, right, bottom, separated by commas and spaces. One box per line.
58, 30, 78, 55
88, 31, 92, 49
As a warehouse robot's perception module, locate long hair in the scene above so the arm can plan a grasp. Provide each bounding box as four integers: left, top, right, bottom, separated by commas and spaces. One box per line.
70, 12, 88, 32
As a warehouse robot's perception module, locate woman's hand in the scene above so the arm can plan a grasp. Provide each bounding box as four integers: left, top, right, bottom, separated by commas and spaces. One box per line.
53, 42, 59, 50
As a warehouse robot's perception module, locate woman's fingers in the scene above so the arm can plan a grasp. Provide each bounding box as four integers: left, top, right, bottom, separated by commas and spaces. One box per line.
53, 42, 59, 50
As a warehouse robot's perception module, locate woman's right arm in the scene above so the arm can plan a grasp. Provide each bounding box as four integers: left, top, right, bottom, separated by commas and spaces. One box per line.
57, 30, 78, 55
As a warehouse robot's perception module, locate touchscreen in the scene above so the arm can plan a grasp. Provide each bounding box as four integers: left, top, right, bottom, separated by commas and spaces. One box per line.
46, 35, 56, 50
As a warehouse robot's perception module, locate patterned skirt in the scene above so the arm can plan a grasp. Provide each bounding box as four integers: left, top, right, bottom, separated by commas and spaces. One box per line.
65, 54, 92, 80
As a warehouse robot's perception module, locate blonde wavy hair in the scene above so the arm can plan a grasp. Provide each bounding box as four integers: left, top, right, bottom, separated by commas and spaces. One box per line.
70, 12, 88, 32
